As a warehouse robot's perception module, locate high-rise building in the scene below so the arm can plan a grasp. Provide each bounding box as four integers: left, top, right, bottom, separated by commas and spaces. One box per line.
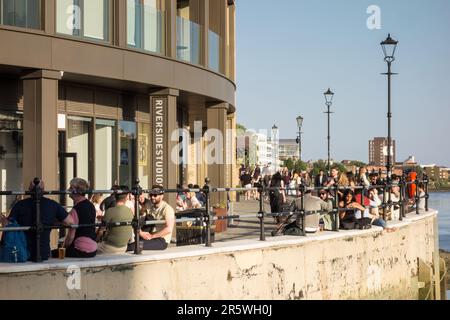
369, 137, 396, 166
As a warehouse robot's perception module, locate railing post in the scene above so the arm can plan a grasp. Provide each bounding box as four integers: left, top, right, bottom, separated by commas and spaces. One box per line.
424, 173, 429, 212
381, 185, 387, 221
333, 185, 339, 232
399, 178, 404, 221
258, 184, 265, 241
415, 178, 420, 215
297, 184, 306, 236
203, 178, 212, 247
33, 177, 43, 263
133, 179, 142, 255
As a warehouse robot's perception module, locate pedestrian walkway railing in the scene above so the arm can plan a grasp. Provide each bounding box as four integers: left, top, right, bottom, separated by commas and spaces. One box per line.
0, 175, 430, 262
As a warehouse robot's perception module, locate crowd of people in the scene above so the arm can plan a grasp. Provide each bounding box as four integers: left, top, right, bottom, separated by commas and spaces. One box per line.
0, 178, 176, 262
239, 164, 426, 234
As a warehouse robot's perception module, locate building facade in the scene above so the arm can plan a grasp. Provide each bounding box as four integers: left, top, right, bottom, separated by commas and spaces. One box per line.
369, 137, 396, 167
0, 0, 236, 209
278, 139, 298, 161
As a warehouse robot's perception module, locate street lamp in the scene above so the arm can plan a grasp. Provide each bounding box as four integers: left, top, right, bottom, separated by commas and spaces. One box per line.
295, 116, 304, 162
380, 33, 398, 181
272, 124, 279, 173
324, 88, 334, 175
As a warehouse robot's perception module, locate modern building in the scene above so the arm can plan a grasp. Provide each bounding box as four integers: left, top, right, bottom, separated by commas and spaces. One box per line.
369, 137, 396, 167
422, 165, 449, 182
0, 0, 237, 209
278, 139, 298, 162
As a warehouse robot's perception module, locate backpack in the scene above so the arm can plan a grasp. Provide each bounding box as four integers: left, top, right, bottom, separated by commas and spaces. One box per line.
0, 220, 29, 263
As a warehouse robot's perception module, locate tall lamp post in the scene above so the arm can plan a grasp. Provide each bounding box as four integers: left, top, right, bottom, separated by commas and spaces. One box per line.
272, 125, 279, 173
324, 88, 334, 175
295, 116, 304, 162
380, 34, 398, 182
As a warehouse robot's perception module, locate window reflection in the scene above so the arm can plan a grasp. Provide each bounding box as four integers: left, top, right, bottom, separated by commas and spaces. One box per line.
0, 0, 42, 29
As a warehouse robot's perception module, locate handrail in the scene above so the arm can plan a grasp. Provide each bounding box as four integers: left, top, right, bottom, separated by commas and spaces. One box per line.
0, 175, 430, 262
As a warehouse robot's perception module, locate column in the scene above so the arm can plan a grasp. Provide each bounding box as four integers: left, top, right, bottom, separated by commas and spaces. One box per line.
45, 0, 56, 34
228, 112, 237, 201
220, 0, 228, 75
165, 0, 177, 58
200, 0, 210, 67
206, 103, 228, 205
228, 2, 236, 80
150, 88, 179, 208
22, 70, 61, 192
113, 0, 127, 47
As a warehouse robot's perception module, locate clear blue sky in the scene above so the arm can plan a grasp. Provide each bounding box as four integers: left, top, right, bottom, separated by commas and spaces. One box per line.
235, 0, 450, 167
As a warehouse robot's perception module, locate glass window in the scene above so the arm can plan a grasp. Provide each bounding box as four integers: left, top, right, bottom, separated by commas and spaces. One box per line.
0, 111, 23, 213
137, 123, 150, 189
0, 0, 41, 29
67, 116, 91, 184
56, 0, 109, 41
95, 119, 116, 190
208, 30, 220, 72
119, 121, 136, 188
127, 0, 165, 54
176, 0, 200, 65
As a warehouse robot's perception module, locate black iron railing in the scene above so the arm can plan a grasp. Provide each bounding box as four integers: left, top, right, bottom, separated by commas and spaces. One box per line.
0, 175, 430, 262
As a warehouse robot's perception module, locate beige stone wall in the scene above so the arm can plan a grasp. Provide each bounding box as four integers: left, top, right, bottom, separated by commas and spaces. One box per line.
0, 212, 438, 300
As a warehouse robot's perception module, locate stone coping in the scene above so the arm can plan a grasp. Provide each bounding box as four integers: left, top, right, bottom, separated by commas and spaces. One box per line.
0, 209, 437, 274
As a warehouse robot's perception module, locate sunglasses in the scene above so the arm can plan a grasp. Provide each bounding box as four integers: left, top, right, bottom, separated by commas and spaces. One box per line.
149, 194, 161, 198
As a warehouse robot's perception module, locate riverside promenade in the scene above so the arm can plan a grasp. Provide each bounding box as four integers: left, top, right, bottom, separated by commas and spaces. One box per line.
0, 198, 443, 300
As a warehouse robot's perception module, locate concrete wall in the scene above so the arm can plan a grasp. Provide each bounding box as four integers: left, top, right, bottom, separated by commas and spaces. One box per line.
0, 211, 438, 300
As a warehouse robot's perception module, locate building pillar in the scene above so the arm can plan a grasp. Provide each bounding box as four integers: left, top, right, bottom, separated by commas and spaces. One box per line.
206, 103, 228, 206
165, 0, 177, 58
150, 88, 179, 209
113, 0, 127, 47
22, 70, 61, 192
227, 112, 237, 201
44, 0, 56, 34
220, 0, 228, 76
228, 2, 236, 81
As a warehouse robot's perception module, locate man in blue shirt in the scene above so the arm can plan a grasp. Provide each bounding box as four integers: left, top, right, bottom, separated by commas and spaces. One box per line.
8, 180, 73, 261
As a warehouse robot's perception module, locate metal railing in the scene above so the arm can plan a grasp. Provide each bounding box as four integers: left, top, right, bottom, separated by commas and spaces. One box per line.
0, 175, 430, 263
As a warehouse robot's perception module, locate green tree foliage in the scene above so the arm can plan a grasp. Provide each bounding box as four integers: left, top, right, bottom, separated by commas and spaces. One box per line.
283, 159, 308, 173
349, 161, 367, 168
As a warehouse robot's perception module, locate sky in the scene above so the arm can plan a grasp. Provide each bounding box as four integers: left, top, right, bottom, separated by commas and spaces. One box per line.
235, 0, 450, 167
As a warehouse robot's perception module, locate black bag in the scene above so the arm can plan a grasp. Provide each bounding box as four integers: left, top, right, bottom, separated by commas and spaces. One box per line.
283, 221, 302, 236
356, 218, 372, 230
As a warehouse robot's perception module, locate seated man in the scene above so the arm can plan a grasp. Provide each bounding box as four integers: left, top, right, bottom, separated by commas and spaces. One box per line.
128, 185, 175, 251
292, 190, 332, 233
7, 180, 74, 261
97, 188, 134, 255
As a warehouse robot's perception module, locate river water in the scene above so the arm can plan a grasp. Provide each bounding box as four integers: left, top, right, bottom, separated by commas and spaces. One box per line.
428, 192, 450, 299
429, 192, 450, 251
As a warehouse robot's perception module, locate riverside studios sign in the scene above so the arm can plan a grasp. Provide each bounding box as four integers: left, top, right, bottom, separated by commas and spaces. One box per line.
153, 98, 166, 185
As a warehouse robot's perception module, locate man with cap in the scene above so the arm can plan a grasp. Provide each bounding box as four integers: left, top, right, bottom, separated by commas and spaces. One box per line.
128, 185, 175, 251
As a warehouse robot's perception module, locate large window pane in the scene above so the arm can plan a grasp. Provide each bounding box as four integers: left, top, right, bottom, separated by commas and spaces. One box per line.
176, 16, 200, 65
208, 30, 220, 72
95, 119, 116, 190
0, 111, 23, 213
127, 0, 165, 54
0, 0, 41, 29
67, 116, 91, 183
119, 121, 136, 188
56, 0, 109, 41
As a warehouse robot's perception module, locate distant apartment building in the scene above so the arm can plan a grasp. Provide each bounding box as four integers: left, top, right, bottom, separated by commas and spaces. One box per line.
369, 137, 396, 166
279, 139, 299, 161
421, 165, 449, 182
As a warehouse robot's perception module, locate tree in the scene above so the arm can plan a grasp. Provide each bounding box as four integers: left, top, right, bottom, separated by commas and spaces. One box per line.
349, 161, 367, 168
